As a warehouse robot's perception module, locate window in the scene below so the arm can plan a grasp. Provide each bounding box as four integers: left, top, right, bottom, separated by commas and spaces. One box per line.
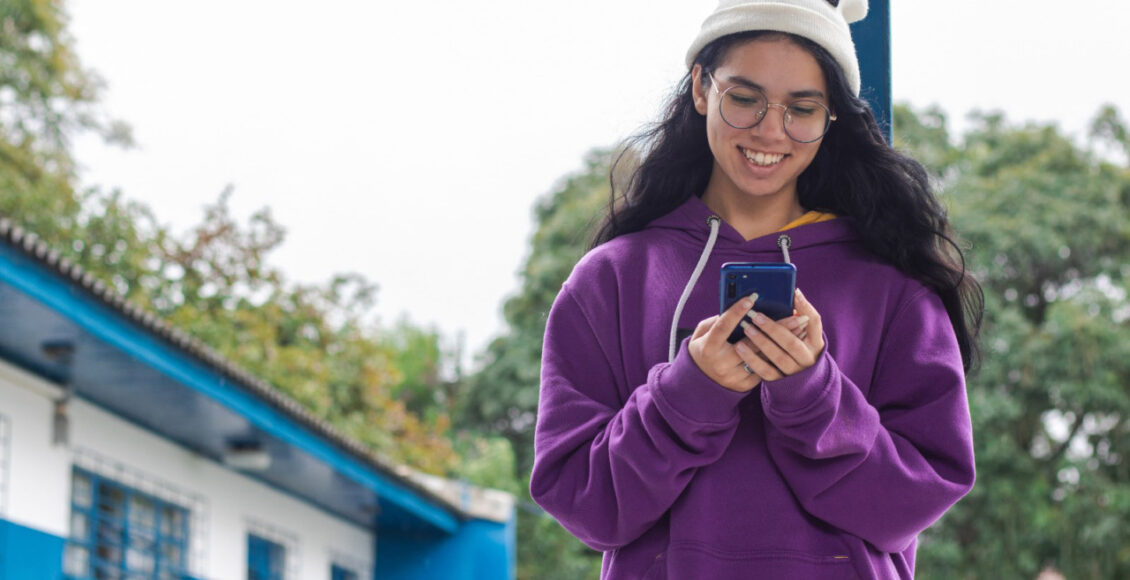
331, 564, 358, 580
64, 468, 190, 580
248, 534, 286, 580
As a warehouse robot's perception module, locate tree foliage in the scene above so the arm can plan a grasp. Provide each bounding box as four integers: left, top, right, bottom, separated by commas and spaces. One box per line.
0, 0, 130, 229
153, 192, 460, 473
899, 104, 1130, 579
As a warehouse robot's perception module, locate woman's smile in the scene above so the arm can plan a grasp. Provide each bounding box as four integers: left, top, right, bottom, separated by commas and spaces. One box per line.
740, 146, 787, 167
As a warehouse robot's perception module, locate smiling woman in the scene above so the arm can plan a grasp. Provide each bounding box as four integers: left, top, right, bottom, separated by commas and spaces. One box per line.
529, 1, 985, 579
692, 36, 831, 238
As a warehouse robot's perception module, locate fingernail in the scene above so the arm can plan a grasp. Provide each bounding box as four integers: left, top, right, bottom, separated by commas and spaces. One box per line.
753, 312, 768, 324
740, 299, 753, 309
748, 292, 759, 303
796, 315, 810, 326
741, 320, 758, 336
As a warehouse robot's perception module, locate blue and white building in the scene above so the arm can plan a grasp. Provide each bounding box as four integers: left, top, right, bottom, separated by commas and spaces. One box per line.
0, 218, 516, 579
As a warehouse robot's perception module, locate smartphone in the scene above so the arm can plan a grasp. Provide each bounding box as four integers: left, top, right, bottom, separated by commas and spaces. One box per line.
720, 262, 797, 343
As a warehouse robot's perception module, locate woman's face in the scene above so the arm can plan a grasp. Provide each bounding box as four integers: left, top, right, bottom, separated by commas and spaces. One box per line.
693, 37, 830, 207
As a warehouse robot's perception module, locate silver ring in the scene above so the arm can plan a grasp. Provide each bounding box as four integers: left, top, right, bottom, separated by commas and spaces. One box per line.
742, 362, 754, 375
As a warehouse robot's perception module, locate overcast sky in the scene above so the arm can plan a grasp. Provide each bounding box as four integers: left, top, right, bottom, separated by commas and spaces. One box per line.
67, 1, 1130, 368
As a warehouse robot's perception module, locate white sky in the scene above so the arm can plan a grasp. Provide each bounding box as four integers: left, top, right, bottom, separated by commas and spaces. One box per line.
67, 1, 1130, 369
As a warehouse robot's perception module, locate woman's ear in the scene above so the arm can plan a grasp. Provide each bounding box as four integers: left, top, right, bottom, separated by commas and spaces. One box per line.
691, 65, 708, 116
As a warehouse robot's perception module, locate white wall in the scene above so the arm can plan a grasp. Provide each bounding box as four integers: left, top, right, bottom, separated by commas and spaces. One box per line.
0, 359, 373, 580
0, 360, 72, 537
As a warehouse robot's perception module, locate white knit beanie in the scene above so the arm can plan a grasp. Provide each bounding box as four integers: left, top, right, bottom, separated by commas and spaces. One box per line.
685, 0, 869, 95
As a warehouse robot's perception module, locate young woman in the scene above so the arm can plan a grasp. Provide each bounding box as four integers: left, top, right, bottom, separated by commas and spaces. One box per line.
530, 1, 983, 578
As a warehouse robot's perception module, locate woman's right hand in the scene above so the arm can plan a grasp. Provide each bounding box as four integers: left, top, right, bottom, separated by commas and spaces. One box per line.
688, 294, 809, 393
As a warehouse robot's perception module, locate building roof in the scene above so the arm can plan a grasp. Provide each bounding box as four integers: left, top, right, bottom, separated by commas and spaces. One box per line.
0, 216, 502, 531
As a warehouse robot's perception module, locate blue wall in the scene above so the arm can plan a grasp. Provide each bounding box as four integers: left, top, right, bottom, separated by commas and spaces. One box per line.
0, 518, 65, 580
376, 515, 516, 580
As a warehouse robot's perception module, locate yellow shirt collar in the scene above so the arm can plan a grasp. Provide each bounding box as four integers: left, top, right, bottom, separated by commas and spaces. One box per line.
778, 210, 837, 232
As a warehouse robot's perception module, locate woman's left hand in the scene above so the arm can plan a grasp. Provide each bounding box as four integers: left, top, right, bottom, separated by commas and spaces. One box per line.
736, 288, 826, 381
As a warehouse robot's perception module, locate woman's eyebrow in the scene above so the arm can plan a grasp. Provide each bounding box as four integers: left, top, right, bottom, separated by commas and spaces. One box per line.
725, 75, 827, 99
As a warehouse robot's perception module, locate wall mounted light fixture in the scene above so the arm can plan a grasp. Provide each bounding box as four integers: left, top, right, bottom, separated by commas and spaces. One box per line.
222, 439, 272, 471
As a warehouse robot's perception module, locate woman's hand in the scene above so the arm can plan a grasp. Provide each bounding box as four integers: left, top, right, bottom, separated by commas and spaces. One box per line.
738, 288, 825, 382
688, 294, 765, 393
688, 291, 815, 393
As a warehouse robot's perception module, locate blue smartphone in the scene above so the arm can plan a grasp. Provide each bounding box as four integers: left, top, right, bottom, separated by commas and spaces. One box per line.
720, 262, 797, 343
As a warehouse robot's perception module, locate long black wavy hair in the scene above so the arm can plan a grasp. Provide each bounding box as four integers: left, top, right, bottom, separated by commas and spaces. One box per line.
592, 31, 984, 372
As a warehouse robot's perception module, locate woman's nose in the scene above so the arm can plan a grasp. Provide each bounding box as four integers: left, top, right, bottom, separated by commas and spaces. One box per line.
751, 104, 789, 140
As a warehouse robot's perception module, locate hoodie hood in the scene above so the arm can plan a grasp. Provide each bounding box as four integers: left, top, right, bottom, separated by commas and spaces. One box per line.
647, 195, 860, 257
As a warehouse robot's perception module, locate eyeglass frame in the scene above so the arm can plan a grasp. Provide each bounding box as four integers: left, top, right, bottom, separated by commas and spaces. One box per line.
706, 72, 837, 143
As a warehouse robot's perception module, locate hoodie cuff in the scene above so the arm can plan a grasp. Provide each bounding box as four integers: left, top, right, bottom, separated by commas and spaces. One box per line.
761, 344, 835, 415
652, 340, 750, 426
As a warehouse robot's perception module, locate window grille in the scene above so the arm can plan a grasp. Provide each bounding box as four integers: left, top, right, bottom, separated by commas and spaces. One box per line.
64, 468, 191, 579
72, 447, 208, 575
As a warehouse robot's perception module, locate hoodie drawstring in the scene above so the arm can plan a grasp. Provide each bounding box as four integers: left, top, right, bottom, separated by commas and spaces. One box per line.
669, 216, 721, 362
777, 234, 793, 264
667, 224, 795, 362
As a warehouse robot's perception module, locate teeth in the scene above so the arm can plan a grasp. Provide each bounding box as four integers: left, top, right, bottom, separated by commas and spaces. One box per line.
742, 148, 784, 166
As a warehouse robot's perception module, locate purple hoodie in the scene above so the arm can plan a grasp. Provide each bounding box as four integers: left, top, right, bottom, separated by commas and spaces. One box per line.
530, 197, 975, 579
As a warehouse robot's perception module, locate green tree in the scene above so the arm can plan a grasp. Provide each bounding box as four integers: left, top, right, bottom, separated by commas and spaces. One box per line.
898, 104, 1130, 579
1, 0, 131, 234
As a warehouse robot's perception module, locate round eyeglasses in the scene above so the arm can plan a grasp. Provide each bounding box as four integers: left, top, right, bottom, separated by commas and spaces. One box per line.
708, 73, 836, 143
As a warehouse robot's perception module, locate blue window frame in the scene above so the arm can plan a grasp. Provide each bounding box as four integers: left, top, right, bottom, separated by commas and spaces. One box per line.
64, 468, 190, 579
248, 534, 286, 580
331, 564, 358, 580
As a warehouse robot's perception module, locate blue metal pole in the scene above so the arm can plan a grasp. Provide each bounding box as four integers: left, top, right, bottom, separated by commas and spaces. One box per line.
851, 0, 892, 142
